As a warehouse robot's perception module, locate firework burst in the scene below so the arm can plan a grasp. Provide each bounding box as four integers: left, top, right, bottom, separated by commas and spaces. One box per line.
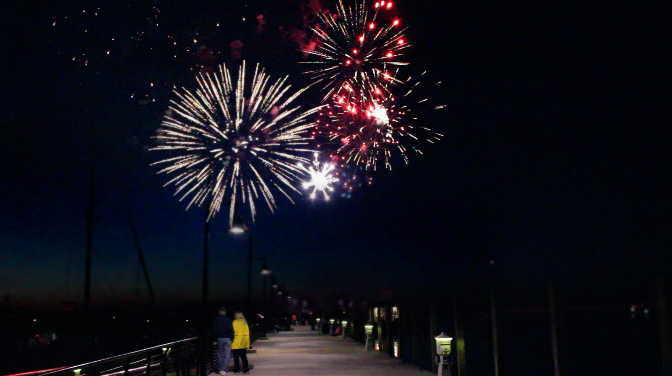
302, 0, 409, 102
298, 153, 339, 201
151, 62, 323, 224
313, 71, 444, 170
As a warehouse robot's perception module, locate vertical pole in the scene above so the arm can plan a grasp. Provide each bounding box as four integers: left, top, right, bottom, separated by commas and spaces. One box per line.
247, 233, 253, 316
490, 291, 500, 376
411, 305, 420, 366
270, 284, 274, 319
430, 301, 438, 373
200, 217, 211, 376
657, 275, 671, 370
386, 305, 393, 355
84, 165, 94, 320
549, 285, 560, 376
262, 274, 267, 337
124, 198, 156, 305
398, 307, 403, 359
454, 296, 466, 376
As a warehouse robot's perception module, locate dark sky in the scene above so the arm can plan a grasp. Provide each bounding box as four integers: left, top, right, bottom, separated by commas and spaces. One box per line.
1, 1, 669, 310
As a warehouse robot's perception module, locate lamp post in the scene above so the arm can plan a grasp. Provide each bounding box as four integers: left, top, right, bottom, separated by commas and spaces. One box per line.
199, 203, 247, 376
199, 215, 210, 376
341, 320, 348, 338
365, 323, 374, 351
316, 317, 321, 333
270, 277, 278, 319
258, 258, 271, 338
329, 319, 335, 334
435, 332, 454, 376
277, 287, 285, 320
228, 209, 266, 320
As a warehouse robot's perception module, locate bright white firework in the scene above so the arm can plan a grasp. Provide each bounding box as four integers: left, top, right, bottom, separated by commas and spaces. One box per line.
298, 153, 339, 201
371, 104, 389, 125
150, 62, 323, 224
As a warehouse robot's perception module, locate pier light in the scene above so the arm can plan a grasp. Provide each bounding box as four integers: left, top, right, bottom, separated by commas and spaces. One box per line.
435, 332, 453, 376
364, 323, 374, 351
435, 332, 453, 355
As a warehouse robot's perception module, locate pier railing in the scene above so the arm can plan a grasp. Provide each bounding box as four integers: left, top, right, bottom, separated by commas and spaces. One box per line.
28, 322, 265, 376
35, 337, 209, 376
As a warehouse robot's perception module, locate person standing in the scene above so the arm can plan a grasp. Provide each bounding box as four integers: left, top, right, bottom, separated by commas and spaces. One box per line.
214, 307, 234, 375
232, 311, 251, 374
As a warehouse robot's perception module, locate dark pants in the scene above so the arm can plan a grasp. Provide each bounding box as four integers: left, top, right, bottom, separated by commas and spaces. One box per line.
232, 349, 249, 373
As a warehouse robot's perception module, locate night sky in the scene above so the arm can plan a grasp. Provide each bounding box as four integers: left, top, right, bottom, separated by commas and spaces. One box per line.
2, 1, 669, 311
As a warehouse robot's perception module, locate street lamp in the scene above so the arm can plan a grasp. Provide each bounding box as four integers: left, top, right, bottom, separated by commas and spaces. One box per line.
341, 320, 348, 338
229, 208, 267, 319
270, 277, 278, 318
200, 202, 246, 376
257, 258, 271, 339
229, 208, 254, 315
364, 323, 374, 351
435, 332, 454, 376
329, 318, 335, 334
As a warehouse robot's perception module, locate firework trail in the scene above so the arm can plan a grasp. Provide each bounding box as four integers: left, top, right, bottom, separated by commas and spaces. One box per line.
298, 153, 339, 200
302, 0, 409, 102
151, 62, 323, 224
313, 71, 444, 170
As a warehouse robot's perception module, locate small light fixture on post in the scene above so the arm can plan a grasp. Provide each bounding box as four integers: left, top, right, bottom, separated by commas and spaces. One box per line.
258, 257, 271, 339
329, 318, 335, 334
435, 332, 454, 376
270, 276, 278, 327
316, 317, 321, 333
341, 320, 348, 338
228, 206, 253, 317
260, 260, 271, 276
364, 323, 374, 351
229, 207, 247, 233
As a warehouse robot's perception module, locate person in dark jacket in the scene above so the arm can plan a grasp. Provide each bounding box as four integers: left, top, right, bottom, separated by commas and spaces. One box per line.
214, 307, 234, 375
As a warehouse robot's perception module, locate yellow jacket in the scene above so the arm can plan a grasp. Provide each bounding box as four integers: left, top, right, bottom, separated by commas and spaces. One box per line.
232, 319, 250, 349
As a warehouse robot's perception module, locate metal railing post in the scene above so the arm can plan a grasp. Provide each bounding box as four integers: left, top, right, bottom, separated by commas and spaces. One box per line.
124, 356, 132, 376
146, 351, 152, 375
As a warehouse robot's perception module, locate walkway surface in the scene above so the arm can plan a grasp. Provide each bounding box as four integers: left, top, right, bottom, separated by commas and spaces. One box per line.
218, 325, 432, 376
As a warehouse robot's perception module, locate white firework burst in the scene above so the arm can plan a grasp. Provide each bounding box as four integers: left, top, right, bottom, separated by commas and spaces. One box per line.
298, 153, 339, 201
150, 62, 323, 224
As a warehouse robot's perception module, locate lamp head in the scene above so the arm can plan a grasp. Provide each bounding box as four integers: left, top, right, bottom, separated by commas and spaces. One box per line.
228, 205, 247, 233
434, 332, 453, 355
260, 260, 271, 275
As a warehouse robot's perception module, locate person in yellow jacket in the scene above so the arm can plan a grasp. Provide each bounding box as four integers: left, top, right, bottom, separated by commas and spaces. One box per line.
231, 312, 250, 374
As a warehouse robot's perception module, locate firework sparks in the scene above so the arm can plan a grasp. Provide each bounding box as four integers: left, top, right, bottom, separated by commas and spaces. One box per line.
301, 0, 409, 102
313, 71, 444, 170
151, 62, 323, 224
298, 153, 339, 201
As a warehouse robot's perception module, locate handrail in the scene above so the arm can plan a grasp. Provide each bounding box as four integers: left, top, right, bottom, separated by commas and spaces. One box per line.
19, 323, 264, 376
36, 337, 203, 376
